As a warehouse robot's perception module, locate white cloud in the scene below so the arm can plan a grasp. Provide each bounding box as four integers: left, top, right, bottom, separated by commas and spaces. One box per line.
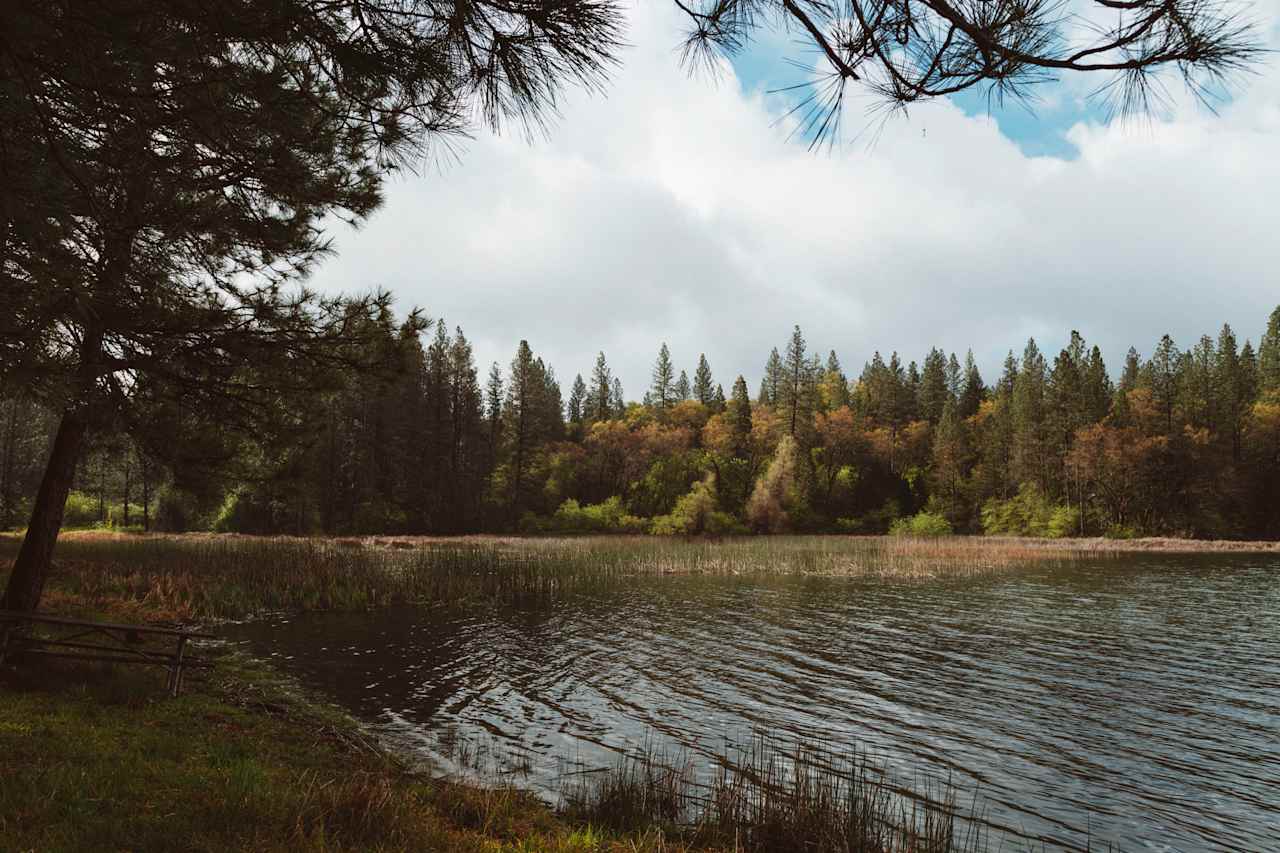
311, 2, 1280, 396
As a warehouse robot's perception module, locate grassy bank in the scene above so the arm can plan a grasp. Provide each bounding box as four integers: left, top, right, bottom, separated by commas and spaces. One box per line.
0, 531, 1122, 622
0, 645, 668, 852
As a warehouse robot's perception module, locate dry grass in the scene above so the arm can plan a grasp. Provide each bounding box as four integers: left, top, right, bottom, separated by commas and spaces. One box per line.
12, 526, 1270, 626
561, 737, 987, 853
0, 531, 1132, 622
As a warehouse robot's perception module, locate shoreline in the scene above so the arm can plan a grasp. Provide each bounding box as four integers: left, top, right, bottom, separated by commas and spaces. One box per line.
8, 528, 1280, 554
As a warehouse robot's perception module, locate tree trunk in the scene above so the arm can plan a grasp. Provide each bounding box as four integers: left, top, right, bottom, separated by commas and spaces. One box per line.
123, 455, 132, 527
0, 409, 89, 612
0, 396, 18, 529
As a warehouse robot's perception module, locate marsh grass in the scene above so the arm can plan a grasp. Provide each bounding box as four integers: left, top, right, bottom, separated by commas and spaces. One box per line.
561, 736, 985, 853
0, 531, 1105, 620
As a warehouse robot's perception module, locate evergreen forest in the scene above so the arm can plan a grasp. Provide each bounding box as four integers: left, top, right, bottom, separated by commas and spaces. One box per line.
5, 307, 1280, 541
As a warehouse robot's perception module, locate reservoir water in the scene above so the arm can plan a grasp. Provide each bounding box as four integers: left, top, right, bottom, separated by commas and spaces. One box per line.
225, 555, 1280, 850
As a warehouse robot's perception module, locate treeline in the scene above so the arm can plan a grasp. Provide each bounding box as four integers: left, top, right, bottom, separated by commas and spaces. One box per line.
4, 308, 1280, 539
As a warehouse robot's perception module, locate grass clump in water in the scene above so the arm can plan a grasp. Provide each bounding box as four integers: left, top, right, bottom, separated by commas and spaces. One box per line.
563, 737, 985, 853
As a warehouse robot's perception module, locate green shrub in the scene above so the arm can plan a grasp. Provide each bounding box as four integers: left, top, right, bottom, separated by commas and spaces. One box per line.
650, 475, 746, 535
981, 483, 1079, 538
851, 499, 901, 535
1046, 505, 1081, 539
1104, 523, 1138, 539
154, 486, 206, 532
889, 511, 953, 537
62, 491, 102, 528
547, 496, 646, 534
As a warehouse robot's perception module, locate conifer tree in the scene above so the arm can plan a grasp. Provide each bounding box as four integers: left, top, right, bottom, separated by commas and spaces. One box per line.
1146, 334, 1183, 434
693, 355, 715, 405
946, 353, 963, 401
727, 376, 754, 457
958, 351, 986, 419
590, 352, 613, 422
1215, 324, 1247, 460
568, 375, 587, 424
486, 363, 505, 460
504, 341, 542, 519
820, 351, 851, 410
759, 348, 784, 406
1083, 346, 1112, 423
712, 384, 727, 413
998, 351, 1019, 398
1260, 306, 1280, 394
675, 370, 691, 401
651, 344, 675, 409
610, 378, 626, 415
779, 326, 813, 438
1119, 347, 1142, 392
1241, 340, 1260, 406
918, 348, 950, 424
1011, 339, 1049, 490
929, 399, 971, 526
1184, 334, 1218, 431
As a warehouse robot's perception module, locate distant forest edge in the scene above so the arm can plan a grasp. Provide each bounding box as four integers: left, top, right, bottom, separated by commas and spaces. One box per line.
4, 307, 1280, 541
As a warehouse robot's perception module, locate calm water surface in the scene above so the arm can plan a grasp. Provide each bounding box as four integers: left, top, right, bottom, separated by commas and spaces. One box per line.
225, 555, 1280, 851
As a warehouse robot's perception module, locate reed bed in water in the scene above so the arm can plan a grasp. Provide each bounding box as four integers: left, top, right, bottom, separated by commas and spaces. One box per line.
560, 736, 986, 853
0, 531, 1095, 620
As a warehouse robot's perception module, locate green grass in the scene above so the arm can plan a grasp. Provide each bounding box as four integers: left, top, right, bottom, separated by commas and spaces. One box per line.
0, 645, 730, 853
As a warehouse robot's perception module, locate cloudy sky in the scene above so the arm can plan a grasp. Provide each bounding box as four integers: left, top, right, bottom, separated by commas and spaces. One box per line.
311, 2, 1280, 397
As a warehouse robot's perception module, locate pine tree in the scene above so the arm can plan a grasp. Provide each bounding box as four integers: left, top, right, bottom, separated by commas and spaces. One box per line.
1184, 334, 1218, 431
693, 355, 715, 405
946, 353, 963, 401
712, 384, 727, 413
918, 347, 950, 424
998, 351, 1019, 398
958, 351, 985, 419
568, 374, 587, 424
447, 327, 484, 530
1241, 340, 1260, 405
779, 326, 812, 437
504, 342, 540, 519
1215, 324, 1247, 460
590, 352, 613, 422
929, 398, 971, 526
1259, 306, 1280, 394
759, 348, 784, 406
541, 362, 565, 439
1082, 346, 1112, 422
726, 376, 754, 457
1119, 347, 1142, 392
820, 350, 850, 410
675, 370, 691, 401
486, 362, 504, 463
610, 378, 626, 415
650, 343, 675, 409
1146, 334, 1183, 434
1011, 338, 1048, 490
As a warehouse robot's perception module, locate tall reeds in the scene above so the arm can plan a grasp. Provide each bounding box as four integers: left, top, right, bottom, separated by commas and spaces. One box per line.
560, 736, 985, 853
0, 531, 1096, 620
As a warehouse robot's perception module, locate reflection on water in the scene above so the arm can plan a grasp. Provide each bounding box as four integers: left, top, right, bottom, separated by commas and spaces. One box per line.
225, 555, 1280, 850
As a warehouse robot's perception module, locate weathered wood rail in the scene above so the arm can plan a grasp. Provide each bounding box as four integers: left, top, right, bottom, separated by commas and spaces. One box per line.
0, 610, 215, 696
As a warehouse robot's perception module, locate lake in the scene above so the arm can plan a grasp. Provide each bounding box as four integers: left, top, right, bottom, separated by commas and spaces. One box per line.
224, 553, 1280, 850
